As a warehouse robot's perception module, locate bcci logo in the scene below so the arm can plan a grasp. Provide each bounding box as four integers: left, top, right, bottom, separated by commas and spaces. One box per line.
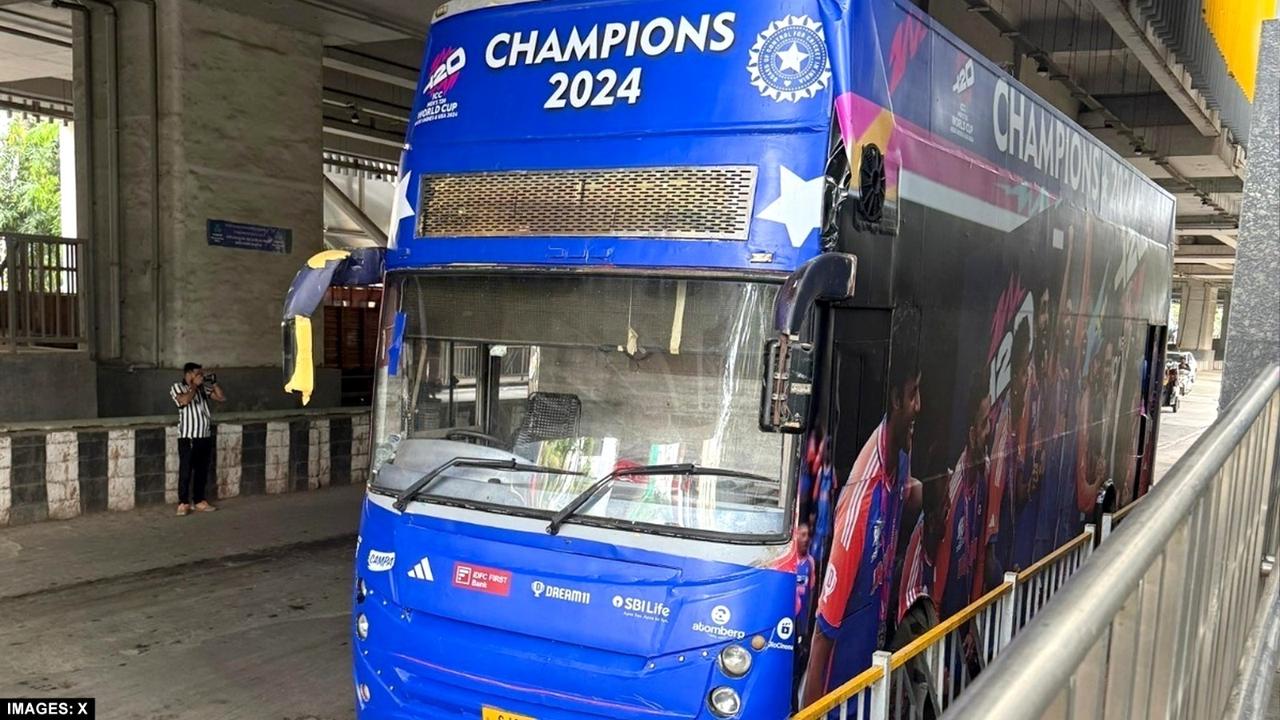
747, 15, 832, 103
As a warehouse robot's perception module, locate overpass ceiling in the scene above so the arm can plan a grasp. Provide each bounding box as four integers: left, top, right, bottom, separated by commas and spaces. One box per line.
0, 3, 71, 85
922, 0, 1251, 283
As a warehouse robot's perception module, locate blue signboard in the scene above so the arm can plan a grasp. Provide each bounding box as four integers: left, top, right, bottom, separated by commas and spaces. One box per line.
207, 219, 293, 254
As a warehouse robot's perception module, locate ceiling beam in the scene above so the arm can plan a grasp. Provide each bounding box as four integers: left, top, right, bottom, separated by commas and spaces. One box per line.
322, 48, 417, 90
1079, 93, 1191, 129
1173, 243, 1236, 257
957, 0, 1239, 220
322, 176, 386, 248
323, 121, 405, 149
1015, 17, 1125, 53
1157, 176, 1244, 193
1181, 270, 1235, 279
1085, 0, 1221, 137
1176, 218, 1239, 232
1174, 255, 1237, 265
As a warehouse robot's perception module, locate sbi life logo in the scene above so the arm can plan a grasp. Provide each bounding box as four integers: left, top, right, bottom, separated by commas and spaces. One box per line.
613, 594, 671, 621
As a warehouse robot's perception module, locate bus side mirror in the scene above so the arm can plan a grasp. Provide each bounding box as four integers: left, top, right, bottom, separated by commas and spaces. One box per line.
761, 338, 815, 433
759, 253, 856, 434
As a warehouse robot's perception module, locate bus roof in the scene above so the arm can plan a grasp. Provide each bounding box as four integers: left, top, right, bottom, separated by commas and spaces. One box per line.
386, 0, 1175, 273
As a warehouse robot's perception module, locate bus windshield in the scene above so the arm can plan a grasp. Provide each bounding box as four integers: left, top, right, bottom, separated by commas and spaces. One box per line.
370, 273, 791, 539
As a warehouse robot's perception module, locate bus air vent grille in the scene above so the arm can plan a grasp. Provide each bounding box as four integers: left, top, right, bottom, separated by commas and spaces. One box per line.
416, 166, 758, 241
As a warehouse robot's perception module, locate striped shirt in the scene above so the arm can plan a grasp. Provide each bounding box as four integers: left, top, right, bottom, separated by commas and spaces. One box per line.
817, 419, 908, 631
171, 382, 214, 439
897, 516, 937, 624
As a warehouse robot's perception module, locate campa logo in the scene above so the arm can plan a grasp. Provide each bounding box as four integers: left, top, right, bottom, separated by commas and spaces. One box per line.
366, 550, 395, 572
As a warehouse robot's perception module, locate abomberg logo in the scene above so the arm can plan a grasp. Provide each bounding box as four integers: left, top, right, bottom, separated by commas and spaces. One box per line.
612, 595, 671, 622
366, 550, 395, 572
692, 605, 746, 641
747, 15, 831, 103
711, 605, 732, 626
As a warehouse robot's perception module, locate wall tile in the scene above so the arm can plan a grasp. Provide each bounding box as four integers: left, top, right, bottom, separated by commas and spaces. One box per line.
107, 429, 136, 512
45, 432, 80, 520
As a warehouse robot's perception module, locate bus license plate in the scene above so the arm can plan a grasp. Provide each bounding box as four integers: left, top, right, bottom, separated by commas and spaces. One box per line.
482, 707, 536, 720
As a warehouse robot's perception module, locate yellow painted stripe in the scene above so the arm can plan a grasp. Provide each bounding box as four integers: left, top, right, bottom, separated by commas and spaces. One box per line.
1015, 528, 1093, 582
1112, 495, 1142, 521
796, 523, 1108, 715
792, 665, 885, 720
1204, 0, 1278, 100
889, 582, 1013, 671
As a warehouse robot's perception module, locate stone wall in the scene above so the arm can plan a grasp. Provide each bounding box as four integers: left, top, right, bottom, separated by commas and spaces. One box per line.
0, 409, 370, 527
0, 352, 98, 423
1221, 21, 1280, 409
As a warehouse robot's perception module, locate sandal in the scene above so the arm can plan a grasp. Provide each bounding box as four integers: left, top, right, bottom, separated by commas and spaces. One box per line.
176, 504, 191, 516
194, 501, 218, 512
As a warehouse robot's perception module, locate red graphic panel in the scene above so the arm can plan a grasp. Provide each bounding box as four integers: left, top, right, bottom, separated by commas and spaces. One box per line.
452, 562, 512, 597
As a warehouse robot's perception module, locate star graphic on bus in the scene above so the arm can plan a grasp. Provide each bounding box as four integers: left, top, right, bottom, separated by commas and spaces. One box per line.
777, 42, 809, 73
757, 166, 825, 248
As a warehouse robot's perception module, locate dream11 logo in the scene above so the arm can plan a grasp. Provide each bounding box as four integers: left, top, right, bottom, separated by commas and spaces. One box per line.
426, 46, 467, 94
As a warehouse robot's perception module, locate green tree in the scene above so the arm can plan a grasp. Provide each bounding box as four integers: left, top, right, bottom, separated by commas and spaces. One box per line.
0, 118, 62, 235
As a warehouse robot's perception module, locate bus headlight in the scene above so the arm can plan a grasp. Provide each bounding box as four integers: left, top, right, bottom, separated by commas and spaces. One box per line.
718, 645, 752, 678
356, 578, 368, 603
708, 686, 741, 717
356, 613, 369, 640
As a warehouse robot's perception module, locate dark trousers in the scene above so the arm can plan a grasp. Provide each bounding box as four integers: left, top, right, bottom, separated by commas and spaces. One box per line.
178, 436, 214, 505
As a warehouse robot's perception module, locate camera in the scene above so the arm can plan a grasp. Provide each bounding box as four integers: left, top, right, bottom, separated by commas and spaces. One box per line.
205, 373, 218, 385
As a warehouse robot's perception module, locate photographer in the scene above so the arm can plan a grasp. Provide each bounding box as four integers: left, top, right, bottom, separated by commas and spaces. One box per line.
170, 362, 227, 516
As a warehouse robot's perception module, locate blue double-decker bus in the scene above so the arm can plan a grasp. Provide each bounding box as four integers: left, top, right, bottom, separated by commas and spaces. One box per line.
282, 0, 1175, 717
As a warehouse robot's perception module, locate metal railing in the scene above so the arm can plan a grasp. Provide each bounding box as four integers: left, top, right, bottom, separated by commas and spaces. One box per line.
942, 364, 1280, 720
794, 526, 1097, 719
0, 232, 89, 351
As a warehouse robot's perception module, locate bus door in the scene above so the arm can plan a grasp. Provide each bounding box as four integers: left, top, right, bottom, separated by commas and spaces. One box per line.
1133, 324, 1168, 497
825, 309, 892, 486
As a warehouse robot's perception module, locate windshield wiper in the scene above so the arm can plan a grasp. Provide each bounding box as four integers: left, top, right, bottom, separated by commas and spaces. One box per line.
393, 457, 586, 511
545, 463, 775, 536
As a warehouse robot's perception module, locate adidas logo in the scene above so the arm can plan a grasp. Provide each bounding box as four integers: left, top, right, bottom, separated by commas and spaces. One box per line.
406, 557, 434, 581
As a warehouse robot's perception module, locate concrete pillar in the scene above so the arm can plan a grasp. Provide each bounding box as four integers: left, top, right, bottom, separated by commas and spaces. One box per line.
75, 0, 332, 416
1221, 21, 1280, 410
1177, 278, 1218, 365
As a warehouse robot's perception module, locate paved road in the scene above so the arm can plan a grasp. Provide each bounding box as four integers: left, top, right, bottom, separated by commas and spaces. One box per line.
0, 538, 356, 720
0, 487, 362, 720
1153, 369, 1222, 482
